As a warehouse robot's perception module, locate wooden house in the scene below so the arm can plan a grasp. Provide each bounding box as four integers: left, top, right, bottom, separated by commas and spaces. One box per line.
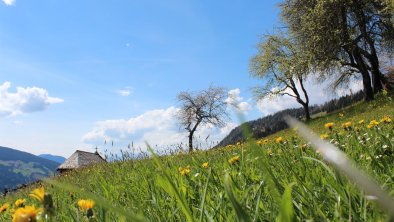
57, 150, 106, 173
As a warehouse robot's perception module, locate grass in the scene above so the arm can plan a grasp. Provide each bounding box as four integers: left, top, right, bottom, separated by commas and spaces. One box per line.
1, 93, 393, 221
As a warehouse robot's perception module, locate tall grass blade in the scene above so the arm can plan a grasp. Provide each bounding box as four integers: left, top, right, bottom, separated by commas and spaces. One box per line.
224, 174, 251, 222
276, 183, 295, 222
285, 117, 394, 218
147, 144, 195, 222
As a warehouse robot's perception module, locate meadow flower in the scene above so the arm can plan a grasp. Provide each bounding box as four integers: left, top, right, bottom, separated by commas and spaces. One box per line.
320, 134, 329, 140
12, 205, 42, 222
228, 156, 240, 165
342, 121, 352, 130
358, 119, 365, 124
367, 120, 380, 128
178, 165, 191, 176
78, 199, 95, 218
14, 199, 26, 208
29, 187, 45, 203
0, 203, 9, 213
324, 122, 334, 130
275, 137, 284, 143
380, 115, 392, 123
78, 199, 95, 211
201, 162, 209, 168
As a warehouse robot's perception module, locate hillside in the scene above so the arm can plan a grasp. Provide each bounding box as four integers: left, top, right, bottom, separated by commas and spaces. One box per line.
217, 91, 364, 147
1, 94, 393, 221
0, 146, 59, 191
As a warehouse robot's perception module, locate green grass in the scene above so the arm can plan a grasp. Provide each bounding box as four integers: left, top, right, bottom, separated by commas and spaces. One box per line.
1, 94, 393, 221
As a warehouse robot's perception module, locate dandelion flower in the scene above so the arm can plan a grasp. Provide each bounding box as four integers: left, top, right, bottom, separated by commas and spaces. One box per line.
12, 205, 42, 222
342, 121, 352, 130
228, 156, 240, 165
367, 120, 380, 128
0, 203, 9, 213
358, 120, 365, 124
29, 187, 45, 203
380, 116, 392, 123
201, 162, 209, 168
275, 137, 284, 143
14, 199, 26, 208
78, 199, 95, 212
324, 122, 334, 130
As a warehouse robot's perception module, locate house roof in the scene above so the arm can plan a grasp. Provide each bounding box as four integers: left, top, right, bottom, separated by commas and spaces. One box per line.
57, 150, 106, 170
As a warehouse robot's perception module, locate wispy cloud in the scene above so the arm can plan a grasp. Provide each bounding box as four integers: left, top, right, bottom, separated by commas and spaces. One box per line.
2, 0, 15, 6
0, 81, 63, 117
225, 88, 252, 113
116, 86, 132, 97
82, 106, 236, 152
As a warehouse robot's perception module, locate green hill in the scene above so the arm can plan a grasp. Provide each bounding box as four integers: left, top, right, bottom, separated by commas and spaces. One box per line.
0, 146, 59, 191
1, 94, 393, 221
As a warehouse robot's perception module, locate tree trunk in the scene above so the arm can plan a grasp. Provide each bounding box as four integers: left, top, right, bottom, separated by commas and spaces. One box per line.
188, 132, 194, 153
298, 76, 311, 121
353, 49, 374, 101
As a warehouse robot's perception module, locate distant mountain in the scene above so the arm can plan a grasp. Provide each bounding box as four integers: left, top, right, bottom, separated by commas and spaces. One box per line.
0, 146, 59, 191
38, 154, 66, 164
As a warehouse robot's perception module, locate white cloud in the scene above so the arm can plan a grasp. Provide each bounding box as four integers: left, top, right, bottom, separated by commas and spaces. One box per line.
225, 88, 252, 113
82, 106, 237, 152
2, 0, 15, 6
0, 81, 63, 117
116, 87, 132, 97
256, 77, 363, 116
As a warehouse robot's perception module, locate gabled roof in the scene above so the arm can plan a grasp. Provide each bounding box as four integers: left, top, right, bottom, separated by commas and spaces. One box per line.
57, 150, 106, 170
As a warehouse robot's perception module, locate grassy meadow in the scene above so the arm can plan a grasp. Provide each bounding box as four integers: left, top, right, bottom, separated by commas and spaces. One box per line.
1, 93, 393, 221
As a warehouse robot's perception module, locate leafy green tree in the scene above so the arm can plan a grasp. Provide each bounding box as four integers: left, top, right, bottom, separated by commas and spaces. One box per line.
280, 0, 394, 100
250, 34, 312, 120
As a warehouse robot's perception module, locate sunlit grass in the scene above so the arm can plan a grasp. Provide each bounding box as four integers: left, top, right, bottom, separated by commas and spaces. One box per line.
1, 94, 393, 221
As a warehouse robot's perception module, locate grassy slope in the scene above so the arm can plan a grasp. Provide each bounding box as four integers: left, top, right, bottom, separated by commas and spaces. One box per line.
2, 94, 393, 221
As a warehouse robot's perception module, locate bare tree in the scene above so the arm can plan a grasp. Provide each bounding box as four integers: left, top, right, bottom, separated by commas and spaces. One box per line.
176, 86, 228, 152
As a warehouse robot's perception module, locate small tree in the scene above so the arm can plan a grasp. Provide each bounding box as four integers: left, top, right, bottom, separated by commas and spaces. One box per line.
176, 86, 228, 152
250, 34, 312, 120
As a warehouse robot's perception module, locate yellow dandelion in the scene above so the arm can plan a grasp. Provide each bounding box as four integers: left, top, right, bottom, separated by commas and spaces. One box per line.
324, 122, 334, 130
14, 199, 26, 208
275, 137, 284, 143
12, 205, 42, 222
320, 134, 329, 140
201, 162, 209, 169
228, 155, 240, 165
380, 116, 392, 123
78, 199, 95, 212
358, 119, 365, 124
342, 121, 352, 130
367, 120, 380, 128
29, 187, 45, 203
0, 203, 9, 213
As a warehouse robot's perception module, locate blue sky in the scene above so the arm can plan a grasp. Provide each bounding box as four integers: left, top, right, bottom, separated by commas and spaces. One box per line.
0, 0, 359, 157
